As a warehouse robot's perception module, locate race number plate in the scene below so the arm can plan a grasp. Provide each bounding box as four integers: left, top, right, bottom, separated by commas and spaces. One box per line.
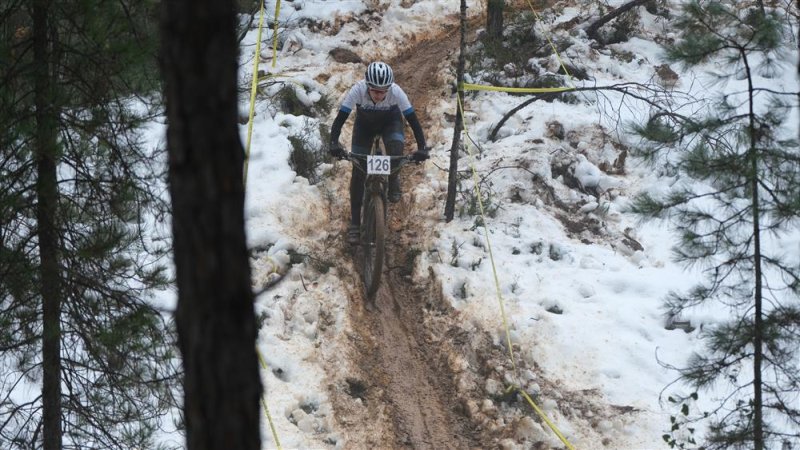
367, 155, 391, 175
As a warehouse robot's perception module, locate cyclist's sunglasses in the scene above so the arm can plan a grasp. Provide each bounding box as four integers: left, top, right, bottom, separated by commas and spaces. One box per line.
367, 86, 389, 93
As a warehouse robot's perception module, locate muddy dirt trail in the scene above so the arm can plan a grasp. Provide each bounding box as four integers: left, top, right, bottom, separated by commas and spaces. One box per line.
318, 6, 650, 449
325, 22, 493, 450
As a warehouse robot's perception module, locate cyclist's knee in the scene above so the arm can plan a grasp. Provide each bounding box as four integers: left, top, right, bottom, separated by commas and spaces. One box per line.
385, 139, 404, 156
351, 144, 370, 155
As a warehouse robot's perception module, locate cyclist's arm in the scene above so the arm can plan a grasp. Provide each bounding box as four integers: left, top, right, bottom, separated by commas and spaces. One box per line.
403, 109, 426, 151
331, 84, 362, 145
329, 109, 350, 145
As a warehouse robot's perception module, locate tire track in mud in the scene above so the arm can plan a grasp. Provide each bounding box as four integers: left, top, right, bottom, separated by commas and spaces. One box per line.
327, 21, 486, 449
369, 22, 479, 448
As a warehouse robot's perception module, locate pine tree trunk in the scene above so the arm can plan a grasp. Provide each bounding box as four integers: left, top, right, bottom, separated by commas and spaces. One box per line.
751, 147, 765, 450
160, 0, 262, 448
486, 0, 504, 41
445, 0, 467, 222
33, 0, 63, 448
744, 52, 765, 450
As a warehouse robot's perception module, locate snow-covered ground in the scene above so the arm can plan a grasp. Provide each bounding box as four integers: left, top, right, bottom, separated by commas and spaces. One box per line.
192, 0, 799, 448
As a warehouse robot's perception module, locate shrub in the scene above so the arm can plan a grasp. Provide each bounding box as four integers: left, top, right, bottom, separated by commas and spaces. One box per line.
288, 119, 330, 184
275, 84, 332, 118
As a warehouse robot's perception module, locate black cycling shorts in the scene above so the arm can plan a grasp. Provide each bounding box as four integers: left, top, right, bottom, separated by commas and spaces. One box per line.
351, 106, 405, 155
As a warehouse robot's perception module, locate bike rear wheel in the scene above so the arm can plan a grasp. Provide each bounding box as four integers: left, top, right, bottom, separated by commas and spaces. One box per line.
362, 193, 385, 297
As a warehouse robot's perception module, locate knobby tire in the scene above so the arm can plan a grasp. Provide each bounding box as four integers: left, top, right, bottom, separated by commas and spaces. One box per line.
362, 193, 385, 297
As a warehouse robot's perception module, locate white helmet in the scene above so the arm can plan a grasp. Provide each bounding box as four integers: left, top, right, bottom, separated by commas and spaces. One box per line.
365, 62, 394, 89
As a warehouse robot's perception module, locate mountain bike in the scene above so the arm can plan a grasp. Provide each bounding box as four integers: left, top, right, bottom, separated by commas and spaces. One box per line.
344, 140, 412, 298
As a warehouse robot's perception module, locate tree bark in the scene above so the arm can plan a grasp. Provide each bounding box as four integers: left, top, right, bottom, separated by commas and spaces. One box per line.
33, 0, 63, 448
586, 0, 651, 44
486, 0, 504, 41
743, 51, 765, 450
445, 0, 468, 222
160, 0, 262, 448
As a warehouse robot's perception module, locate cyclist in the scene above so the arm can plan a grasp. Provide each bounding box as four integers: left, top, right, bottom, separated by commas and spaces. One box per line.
328, 61, 430, 245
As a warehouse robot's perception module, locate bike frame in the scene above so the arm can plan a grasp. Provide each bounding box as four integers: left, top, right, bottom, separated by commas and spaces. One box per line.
347, 148, 410, 214
344, 139, 411, 297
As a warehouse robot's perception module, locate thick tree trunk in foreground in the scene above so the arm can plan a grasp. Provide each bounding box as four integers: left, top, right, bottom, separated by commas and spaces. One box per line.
160, 0, 261, 448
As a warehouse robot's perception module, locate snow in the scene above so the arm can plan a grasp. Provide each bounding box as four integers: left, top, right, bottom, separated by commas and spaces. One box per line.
148, 0, 799, 448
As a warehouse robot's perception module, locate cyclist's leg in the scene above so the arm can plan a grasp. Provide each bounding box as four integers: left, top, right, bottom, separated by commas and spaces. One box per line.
350, 118, 375, 227
349, 167, 364, 228
381, 115, 405, 202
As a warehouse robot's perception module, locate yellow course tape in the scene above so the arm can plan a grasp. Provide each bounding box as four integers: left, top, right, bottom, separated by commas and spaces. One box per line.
272, 0, 282, 68
257, 71, 290, 82
462, 0, 578, 96
524, 0, 575, 83
242, 4, 283, 447
456, 93, 576, 450
457, 93, 518, 376
243, 0, 267, 188
462, 82, 574, 94
244, 0, 288, 187
519, 389, 576, 449
257, 349, 283, 450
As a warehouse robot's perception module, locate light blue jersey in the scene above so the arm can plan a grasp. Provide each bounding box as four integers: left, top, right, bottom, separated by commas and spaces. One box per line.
340, 80, 414, 116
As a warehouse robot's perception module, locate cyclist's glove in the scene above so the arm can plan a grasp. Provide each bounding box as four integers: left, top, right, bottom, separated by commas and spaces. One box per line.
329, 142, 345, 159
411, 147, 430, 162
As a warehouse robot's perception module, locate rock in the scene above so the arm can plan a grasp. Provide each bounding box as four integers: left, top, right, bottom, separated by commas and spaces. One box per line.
465, 399, 480, 419
481, 398, 497, 415
655, 64, 679, 88
499, 438, 521, 450
485, 378, 502, 396
329, 48, 362, 64
503, 62, 522, 77
515, 416, 539, 440
546, 121, 565, 140
297, 416, 316, 433
291, 408, 307, 424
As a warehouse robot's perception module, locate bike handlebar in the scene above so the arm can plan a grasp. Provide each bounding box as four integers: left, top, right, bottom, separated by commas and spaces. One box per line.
338, 152, 417, 175
341, 153, 412, 162
341, 152, 415, 166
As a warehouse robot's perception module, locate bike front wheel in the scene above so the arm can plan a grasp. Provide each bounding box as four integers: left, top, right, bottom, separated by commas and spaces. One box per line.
362, 193, 385, 297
